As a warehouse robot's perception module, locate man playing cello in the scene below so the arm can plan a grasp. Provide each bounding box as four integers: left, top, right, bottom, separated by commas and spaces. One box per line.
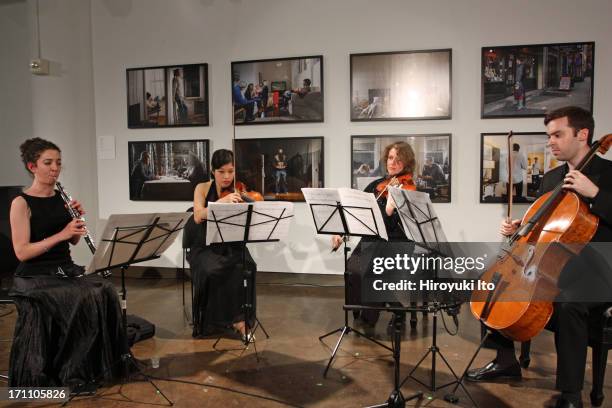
468, 106, 612, 408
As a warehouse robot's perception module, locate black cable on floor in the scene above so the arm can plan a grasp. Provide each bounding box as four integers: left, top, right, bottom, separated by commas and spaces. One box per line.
145, 374, 303, 408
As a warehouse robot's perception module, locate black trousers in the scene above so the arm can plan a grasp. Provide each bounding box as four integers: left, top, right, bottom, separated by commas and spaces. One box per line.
485, 302, 607, 393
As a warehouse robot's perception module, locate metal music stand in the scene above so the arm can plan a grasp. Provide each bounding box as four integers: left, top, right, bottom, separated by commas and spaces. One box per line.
206, 201, 294, 360
305, 199, 393, 377
66, 212, 189, 406
388, 188, 476, 406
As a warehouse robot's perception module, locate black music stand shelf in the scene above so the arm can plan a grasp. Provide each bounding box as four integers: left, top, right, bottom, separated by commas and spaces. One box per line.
206, 201, 294, 359
306, 200, 393, 377
389, 188, 475, 406
66, 212, 189, 406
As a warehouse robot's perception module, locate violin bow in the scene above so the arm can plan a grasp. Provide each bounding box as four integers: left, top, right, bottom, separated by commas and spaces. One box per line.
232, 116, 237, 193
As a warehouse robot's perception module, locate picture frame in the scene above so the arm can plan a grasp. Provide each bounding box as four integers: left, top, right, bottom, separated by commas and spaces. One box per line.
127, 63, 209, 128
231, 55, 324, 125
481, 42, 594, 118
234, 137, 324, 201
128, 139, 210, 201
479, 132, 561, 203
351, 134, 452, 203
350, 49, 452, 121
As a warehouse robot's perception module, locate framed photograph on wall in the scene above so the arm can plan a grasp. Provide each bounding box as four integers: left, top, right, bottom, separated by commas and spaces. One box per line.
481, 42, 594, 118
480, 132, 561, 203
127, 63, 209, 128
350, 49, 452, 121
128, 139, 209, 201
351, 134, 451, 203
231, 55, 324, 125
234, 137, 324, 201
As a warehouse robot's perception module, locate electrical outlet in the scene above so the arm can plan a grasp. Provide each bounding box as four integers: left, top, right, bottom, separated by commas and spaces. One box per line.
30, 58, 49, 75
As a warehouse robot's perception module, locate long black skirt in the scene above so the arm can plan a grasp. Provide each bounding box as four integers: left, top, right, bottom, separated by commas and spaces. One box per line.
347, 239, 415, 325
188, 243, 257, 338
8, 273, 128, 387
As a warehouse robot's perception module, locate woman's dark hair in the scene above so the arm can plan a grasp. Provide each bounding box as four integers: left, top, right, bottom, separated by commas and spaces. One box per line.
210, 149, 234, 175
19, 137, 61, 174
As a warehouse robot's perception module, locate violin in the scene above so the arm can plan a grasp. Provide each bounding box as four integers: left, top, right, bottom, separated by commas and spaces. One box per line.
220, 180, 264, 202
375, 172, 416, 199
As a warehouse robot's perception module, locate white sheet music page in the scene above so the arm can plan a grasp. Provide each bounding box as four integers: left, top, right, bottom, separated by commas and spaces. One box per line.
249, 201, 294, 241
206, 203, 250, 245
301, 188, 344, 233
338, 188, 388, 240
390, 188, 447, 243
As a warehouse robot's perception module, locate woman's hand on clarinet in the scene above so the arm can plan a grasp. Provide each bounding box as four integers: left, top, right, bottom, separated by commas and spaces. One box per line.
331, 235, 343, 251
217, 192, 243, 204
500, 218, 521, 236
61, 219, 87, 241
68, 199, 85, 216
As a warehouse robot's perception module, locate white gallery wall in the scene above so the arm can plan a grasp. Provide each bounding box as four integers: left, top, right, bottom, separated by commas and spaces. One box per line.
0, 0, 98, 266
2, 0, 611, 273
0, 0, 33, 188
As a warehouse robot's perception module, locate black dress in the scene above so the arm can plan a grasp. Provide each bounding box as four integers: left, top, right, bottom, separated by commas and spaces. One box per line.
9, 192, 128, 388
346, 177, 414, 324
188, 182, 257, 337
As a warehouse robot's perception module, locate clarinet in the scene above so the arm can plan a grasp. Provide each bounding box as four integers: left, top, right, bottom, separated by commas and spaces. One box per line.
56, 182, 96, 254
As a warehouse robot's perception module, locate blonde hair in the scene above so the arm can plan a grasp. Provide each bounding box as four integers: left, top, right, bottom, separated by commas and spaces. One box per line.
382, 141, 415, 174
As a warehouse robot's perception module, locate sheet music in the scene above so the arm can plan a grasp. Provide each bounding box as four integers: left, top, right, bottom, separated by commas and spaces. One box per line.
88, 212, 189, 274
338, 188, 388, 240
301, 188, 344, 233
248, 201, 294, 241
390, 187, 448, 245
206, 202, 294, 244
302, 187, 388, 239
206, 203, 250, 245
134, 213, 190, 260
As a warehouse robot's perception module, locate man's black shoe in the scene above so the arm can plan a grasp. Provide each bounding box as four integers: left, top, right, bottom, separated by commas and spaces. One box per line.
465, 360, 521, 382
544, 396, 583, 408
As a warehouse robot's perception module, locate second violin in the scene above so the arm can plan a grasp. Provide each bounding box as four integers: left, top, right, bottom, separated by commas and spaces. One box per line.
220, 180, 264, 202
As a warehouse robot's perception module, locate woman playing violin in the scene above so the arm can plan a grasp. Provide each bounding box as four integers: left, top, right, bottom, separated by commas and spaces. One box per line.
331, 142, 417, 326
190, 149, 258, 339
332, 141, 416, 249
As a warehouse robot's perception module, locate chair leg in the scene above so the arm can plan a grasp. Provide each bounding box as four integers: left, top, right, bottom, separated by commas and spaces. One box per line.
590, 343, 607, 407
520, 340, 531, 369
410, 302, 417, 329
182, 250, 186, 308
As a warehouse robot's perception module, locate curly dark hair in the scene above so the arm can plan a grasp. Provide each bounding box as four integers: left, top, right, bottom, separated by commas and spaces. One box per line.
19, 137, 61, 174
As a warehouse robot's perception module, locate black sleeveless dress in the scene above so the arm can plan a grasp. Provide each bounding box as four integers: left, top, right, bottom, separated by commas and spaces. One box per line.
8, 192, 128, 388
188, 182, 257, 337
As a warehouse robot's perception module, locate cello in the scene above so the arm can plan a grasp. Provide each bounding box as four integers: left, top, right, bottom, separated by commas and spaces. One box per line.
470, 133, 612, 342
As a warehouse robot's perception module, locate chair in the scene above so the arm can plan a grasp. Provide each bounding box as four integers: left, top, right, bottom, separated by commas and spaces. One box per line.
520, 305, 612, 407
